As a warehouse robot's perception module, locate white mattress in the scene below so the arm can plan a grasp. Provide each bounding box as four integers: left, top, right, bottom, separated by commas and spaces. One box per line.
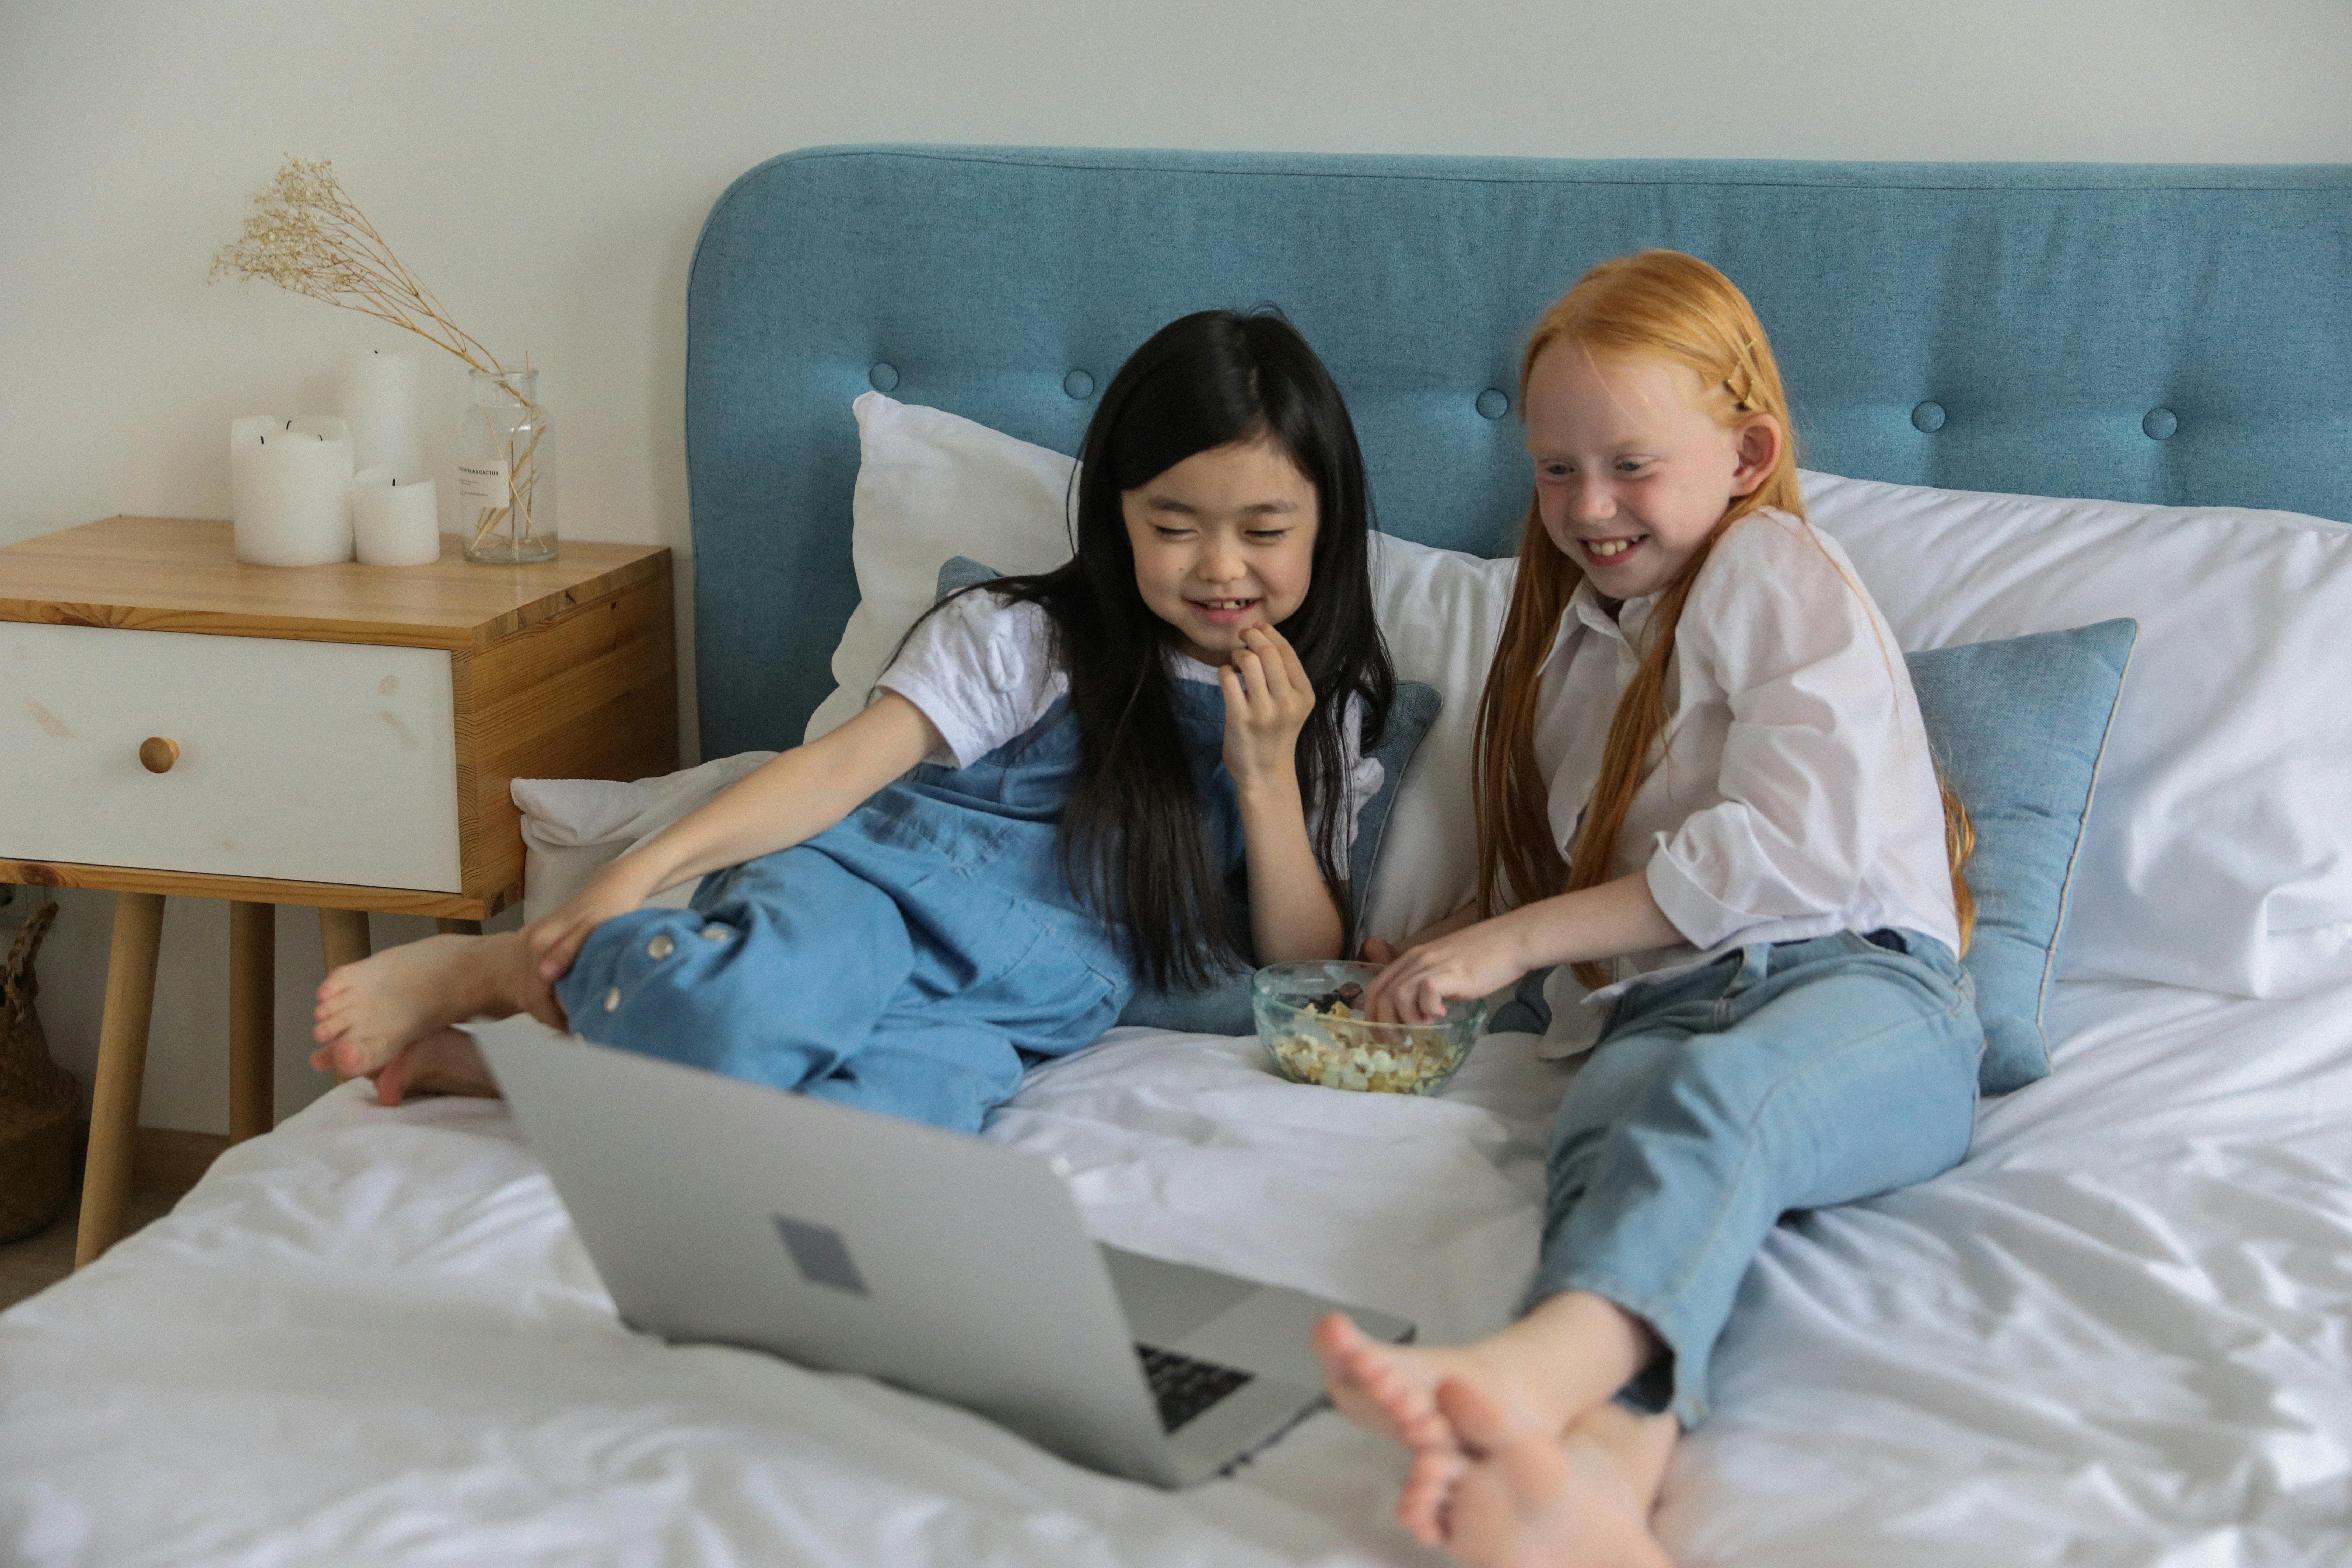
5, 976, 2349, 1566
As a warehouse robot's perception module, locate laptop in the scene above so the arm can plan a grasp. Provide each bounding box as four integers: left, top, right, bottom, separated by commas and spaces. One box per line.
469, 1015, 1414, 1488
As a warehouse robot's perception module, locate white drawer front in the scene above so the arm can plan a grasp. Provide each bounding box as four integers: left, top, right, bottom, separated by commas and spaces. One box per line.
1, 623, 462, 891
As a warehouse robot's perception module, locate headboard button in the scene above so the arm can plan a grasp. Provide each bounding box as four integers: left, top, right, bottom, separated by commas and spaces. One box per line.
2143, 408, 2178, 440
1911, 401, 1946, 433
868, 363, 899, 393
1063, 370, 1095, 400
1475, 388, 1510, 420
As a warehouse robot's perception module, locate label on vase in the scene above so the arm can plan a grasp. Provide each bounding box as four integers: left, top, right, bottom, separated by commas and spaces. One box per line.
456, 460, 511, 512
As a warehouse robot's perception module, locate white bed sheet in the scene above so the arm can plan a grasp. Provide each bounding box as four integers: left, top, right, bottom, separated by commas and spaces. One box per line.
4, 976, 2348, 1566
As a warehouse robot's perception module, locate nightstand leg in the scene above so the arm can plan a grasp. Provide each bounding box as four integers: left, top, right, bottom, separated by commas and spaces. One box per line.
75, 891, 167, 1269
228, 901, 274, 1144
318, 907, 371, 971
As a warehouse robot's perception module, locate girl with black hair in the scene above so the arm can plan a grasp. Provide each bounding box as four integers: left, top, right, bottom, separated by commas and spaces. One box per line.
311, 309, 1397, 1133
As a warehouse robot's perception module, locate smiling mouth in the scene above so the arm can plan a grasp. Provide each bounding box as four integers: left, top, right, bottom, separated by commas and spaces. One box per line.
1581, 536, 1644, 561
1190, 597, 1259, 616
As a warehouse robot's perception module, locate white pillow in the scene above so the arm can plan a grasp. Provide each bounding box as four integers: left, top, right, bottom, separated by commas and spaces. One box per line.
1804, 470, 2352, 998
1359, 536, 1515, 940
511, 751, 776, 922
813, 391, 1514, 943
806, 394, 1080, 741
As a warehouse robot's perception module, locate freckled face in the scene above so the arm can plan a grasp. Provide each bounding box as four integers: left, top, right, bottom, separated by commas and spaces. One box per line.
1121, 438, 1320, 665
1523, 343, 1780, 602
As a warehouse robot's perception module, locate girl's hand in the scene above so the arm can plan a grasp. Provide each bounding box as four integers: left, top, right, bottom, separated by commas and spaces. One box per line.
1365, 916, 1530, 1025
524, 854, 660, 985
1220, 624, 1316, 788
1360, 902, 1478, 965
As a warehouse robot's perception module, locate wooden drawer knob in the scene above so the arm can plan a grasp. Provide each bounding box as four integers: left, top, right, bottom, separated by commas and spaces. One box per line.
139, 736, 180, 774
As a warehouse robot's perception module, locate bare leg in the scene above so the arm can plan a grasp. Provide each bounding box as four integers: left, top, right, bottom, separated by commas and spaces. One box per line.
372, 1027, 501, 1107
312, 931, 562, 1078
1426, 1376, 1678, 1568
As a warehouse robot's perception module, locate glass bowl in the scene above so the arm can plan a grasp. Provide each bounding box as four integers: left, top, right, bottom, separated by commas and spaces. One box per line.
1251, 960, 1488, 1096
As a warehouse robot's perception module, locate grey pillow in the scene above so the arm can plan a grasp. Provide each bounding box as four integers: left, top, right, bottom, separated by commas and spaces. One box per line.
933, 556, 1443, 1035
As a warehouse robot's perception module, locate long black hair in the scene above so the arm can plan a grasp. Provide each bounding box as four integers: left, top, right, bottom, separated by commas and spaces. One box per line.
949, 309, 1395, 989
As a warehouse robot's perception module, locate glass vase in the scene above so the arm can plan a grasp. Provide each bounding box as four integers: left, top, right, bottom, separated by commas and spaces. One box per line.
457, 366, 557, 564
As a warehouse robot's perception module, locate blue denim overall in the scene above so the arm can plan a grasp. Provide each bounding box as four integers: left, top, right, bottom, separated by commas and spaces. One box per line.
1533, 929, 1983, 1427
554, 687, 1246, 1134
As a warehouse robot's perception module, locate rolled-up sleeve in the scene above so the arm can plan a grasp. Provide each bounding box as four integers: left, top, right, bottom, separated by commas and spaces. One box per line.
1644, 530, 1904, 950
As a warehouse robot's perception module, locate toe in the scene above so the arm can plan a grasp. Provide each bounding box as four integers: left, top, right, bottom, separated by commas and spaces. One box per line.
1435, 1375, 1516, 1455
1313, 1311, 1365, 1369
1398, 1446, 1465, 1544
1365, 1353, 1444, 1435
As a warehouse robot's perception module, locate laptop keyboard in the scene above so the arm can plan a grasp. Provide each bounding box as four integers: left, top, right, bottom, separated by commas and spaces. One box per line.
1135, 1344, 1254, 1433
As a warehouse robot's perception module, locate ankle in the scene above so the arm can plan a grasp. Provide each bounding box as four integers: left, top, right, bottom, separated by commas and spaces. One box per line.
478, 931, 545, 1017
1486, 1291, 1657, 1430
420, 931, 518, 1021
1569, 1404, 1678, 1514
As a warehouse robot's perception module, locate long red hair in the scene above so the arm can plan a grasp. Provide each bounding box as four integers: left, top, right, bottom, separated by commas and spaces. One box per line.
1471, 252, 1972, 987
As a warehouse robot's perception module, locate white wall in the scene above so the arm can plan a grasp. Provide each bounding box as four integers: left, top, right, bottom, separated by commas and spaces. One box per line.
4, 0, 2348, 1134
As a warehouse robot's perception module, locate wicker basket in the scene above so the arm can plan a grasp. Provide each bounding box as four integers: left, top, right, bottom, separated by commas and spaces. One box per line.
0, 899, 77, 1243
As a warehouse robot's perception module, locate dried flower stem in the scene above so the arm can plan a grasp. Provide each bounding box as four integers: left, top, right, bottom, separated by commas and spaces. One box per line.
211, 158, 506, 375
468, 394, 547, 552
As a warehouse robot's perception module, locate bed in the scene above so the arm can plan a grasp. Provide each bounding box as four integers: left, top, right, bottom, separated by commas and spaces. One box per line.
7, 147, 2351, 1566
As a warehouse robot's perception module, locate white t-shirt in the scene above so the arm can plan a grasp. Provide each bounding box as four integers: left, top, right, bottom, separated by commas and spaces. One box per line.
1533, 509, 1961, 1037
877, 590, 1384, 853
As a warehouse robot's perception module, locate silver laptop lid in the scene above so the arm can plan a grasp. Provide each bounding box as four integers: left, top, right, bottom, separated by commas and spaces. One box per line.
472, 1017, 1176, 1482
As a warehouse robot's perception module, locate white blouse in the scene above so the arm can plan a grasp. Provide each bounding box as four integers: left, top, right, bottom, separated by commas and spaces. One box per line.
1532, 508, 1960, 1029
877, 589, 1384, 852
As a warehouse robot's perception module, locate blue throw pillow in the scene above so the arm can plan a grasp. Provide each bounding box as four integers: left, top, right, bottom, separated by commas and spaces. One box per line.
1487, 619, 2136, 1098
934, 556, 1443, 1035
1909, 618, 2136, 1094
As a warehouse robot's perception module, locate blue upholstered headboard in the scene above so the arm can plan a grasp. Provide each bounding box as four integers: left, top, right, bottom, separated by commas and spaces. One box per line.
684, 145, 2352, 758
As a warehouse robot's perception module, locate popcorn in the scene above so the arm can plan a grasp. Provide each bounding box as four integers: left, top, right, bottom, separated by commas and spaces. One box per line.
1252, 961, 1485, 1097
1265, 997, 1469, 1096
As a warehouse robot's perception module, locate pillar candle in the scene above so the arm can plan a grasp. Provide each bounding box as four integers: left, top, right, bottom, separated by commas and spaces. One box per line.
351, 467, 443, 566
336, 348, 425, 478
230, 415, 354, 566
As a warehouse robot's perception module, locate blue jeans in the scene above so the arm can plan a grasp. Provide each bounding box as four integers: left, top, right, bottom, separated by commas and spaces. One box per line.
1532, 930, 1982, 1427
552, 788, 1131, 1134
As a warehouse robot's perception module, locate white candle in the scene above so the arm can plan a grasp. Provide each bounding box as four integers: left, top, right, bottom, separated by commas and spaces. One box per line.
230, 415, 355, 566
337, 348, 424, 478
352, 467, 442, 566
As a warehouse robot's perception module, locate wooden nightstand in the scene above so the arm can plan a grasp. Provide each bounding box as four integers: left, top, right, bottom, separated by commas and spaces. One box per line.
0, 517, 678, 1265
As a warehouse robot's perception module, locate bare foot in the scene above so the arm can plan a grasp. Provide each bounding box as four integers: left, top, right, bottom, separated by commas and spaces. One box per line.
1316, 1292, 1654, 1454
1313, 1311, 1487, 1452
1566, 1400, 1678, 1518
373, 1027, 501, 1108
1404, 1394, 1676, 1549
312, 932, 541, 1078
1425, 1377, 1677, 1568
